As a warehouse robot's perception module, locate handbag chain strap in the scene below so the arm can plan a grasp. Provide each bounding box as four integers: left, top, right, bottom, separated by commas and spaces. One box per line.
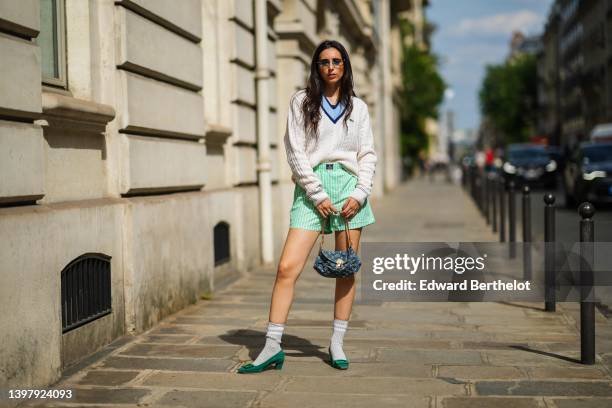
319, 213, 353, 253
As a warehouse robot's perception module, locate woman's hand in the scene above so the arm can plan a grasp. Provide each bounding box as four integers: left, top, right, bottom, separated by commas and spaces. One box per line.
341, 197, 361, 220
316, 199, 339, 218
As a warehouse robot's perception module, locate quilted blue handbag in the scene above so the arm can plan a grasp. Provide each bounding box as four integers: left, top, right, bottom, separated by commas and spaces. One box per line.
313, 214, 362, 278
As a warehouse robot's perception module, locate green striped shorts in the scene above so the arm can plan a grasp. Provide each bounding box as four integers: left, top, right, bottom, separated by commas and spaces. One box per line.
289, 162, 376, 234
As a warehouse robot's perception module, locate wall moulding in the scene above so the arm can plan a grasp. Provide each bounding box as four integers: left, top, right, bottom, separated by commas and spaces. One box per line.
205, 124, 232, 147
40, 91, 115, 134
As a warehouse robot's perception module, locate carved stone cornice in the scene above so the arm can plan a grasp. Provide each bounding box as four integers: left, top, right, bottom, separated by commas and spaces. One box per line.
39, 91, 115, 134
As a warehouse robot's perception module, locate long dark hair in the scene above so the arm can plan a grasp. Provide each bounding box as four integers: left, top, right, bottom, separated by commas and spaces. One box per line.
300, 40, 355, 140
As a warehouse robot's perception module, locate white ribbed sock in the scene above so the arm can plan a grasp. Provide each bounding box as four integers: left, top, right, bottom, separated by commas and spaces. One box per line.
329, 319, 348, 361
252, 321, 284, 365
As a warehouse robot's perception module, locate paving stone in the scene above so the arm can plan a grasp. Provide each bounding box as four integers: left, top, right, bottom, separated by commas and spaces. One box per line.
143, 372, 282, 390
461, 341, 530, 350
283, 318, 368, 327
376, 349, 483, 364
526, 367, 608, 380
437, 365, 526, 380
464, 316, 568, 325
197, 335, 264, 346
429, 331, 497, 341
21, 404, 145, 408
278, 361, 433, 377
61, 387, 149, 404
170, 316, 259, 326
475, 381, 612, 396
484, 350, 585, 366
155, 390, 257, 407
552, 398, 612, 407
283, 376, 466, 395
341, 328, 433, 339
440, 396, 542, 408
140, 335, 196, 344
475, 325, 575, 334
77, 370, 141, 386
377, 322, 475, 332
119, 343, 241, 358
347, 338, 454, 350
280, 345, 372, 363
100, 356, 234, 372
489, 334, 579, 342
259, 392, 431, 408
354, 310, 462, 324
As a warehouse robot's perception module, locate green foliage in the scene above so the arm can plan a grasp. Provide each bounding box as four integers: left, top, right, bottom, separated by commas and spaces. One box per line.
478, 54, 538, 145
398, 18, 446, 168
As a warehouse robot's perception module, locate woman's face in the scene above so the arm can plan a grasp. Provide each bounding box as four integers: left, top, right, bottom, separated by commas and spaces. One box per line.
317, 47, 344, 87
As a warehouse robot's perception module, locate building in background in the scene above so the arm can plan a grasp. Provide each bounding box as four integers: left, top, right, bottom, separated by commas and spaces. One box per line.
508, 31, 542, 62
537, 2, 561, 146
0, 0, 421, 394
538, 0, 612, 148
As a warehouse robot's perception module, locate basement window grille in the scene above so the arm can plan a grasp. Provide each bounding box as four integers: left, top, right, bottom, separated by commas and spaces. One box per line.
61, 253, 112, 333
214, 222, 230, 266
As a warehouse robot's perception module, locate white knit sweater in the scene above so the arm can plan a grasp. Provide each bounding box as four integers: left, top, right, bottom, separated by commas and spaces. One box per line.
283, 89, 377, 207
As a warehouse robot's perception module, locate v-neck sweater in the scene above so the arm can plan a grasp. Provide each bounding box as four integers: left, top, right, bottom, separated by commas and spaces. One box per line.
283, 89, 378, 207
321, 95, 346, 123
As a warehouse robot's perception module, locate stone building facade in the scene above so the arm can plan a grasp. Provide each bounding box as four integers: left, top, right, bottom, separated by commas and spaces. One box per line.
0, 0, 416, 393
538, 0, 612, 146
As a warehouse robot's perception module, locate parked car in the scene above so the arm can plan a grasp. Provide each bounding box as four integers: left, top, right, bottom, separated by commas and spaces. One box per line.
563, 142, 612, 207
590, 123, 612, 143
501, 143, 558, 188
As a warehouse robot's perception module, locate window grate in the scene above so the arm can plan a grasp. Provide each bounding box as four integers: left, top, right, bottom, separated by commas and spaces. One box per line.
214, 222, 230, 266
61, 253, 112, 333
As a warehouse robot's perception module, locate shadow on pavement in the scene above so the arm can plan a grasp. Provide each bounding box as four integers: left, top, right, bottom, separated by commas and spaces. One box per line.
510, 344, 581, 364
219, 329, 330, 362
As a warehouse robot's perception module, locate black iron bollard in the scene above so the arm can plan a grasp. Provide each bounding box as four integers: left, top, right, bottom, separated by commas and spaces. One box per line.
471, 167, 477, 202
492, 173, 498, 233
522, 185, 532, 281
544, 193, 556, 312
579, 202, 596, 365
499, 177, 506, 243
477, 171, 484, 214
508, 180, 516, 258
484, 173, 490, 225
469, 167, 475, 200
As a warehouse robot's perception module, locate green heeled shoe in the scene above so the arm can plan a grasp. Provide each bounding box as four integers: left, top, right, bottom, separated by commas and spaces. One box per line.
237, 350, 285, 373
328, 346, 349, 370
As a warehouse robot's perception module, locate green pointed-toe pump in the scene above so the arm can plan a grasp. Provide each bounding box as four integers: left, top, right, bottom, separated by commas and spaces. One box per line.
328, 346, 349, 370
237, 350, 285, 373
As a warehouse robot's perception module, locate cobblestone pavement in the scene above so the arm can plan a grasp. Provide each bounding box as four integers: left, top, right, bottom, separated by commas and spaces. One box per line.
17, 178, 612, 408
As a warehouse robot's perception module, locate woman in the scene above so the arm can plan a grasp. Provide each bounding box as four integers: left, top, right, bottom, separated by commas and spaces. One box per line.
237, 40, 377, 373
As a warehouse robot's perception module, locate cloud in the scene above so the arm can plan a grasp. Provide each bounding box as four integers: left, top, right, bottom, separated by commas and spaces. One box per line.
442, 43, 507, 71
450, 10, 543, 36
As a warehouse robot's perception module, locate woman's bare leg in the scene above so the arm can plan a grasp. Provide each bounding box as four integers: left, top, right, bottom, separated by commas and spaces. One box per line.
333, 228, 362, 320
268, 228, 321, 323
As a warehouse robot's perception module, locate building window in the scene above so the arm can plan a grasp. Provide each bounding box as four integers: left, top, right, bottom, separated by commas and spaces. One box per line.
39, 0, 67, 87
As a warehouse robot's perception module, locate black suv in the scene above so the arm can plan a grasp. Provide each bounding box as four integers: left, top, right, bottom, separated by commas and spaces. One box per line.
563, 142, 612, 207
502, 144, 558, 188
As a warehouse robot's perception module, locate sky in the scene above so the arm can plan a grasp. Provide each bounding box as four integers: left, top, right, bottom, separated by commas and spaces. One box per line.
426, 0, 555, 132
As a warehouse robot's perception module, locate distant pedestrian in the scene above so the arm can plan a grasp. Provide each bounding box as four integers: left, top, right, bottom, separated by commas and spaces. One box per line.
418, 149, 427, 177
485, 147, 494, 172
237, 40, 377, 374
475, 150, 486, 171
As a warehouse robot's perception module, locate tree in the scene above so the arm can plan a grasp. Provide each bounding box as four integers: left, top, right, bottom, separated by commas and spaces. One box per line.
478, 53, 538, 145
398, 18, 446, 173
